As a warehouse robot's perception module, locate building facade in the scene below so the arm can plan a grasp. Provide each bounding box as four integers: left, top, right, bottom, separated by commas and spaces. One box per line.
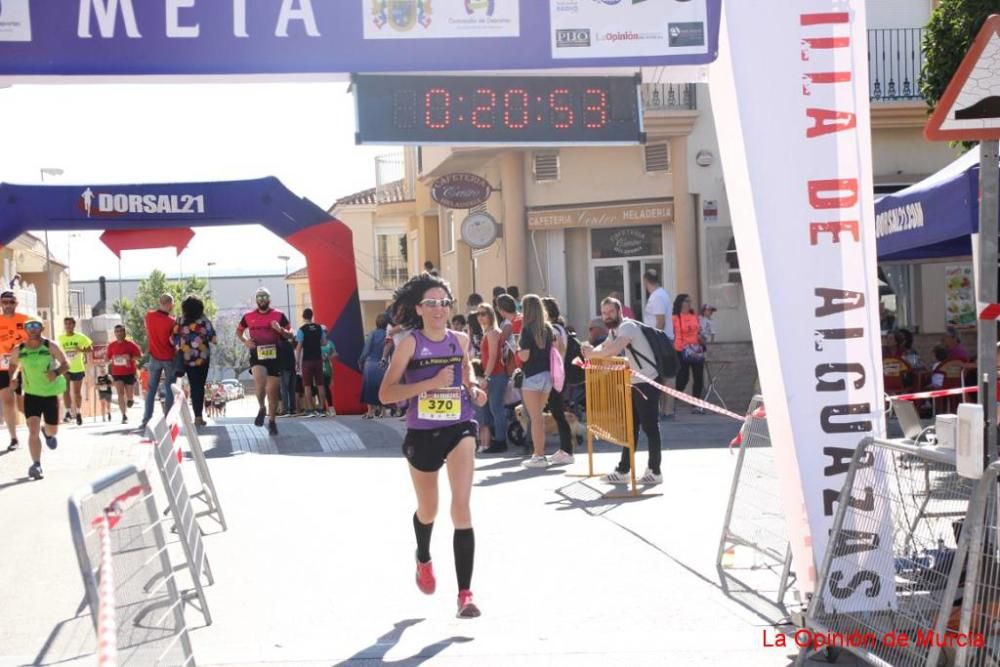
328, 0, 953, 409
2, 233, 70, 329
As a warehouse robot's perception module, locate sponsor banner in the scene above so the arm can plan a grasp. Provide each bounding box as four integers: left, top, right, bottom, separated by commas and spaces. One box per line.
0, 0, 31, 42
551, 0, 709, 60
364, 0, 519, 40
0, 1, 720, 78
710, 2, 895, 609
527, 200, 673, 230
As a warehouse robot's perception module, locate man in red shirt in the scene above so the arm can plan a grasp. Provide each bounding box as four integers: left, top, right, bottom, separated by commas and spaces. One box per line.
107, 324, 142, 424
141, 294, 177, 430
236, 287, 293, 435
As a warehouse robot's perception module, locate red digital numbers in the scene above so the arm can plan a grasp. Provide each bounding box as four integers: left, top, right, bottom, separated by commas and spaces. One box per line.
584, 88, 609, 129
471, 88, 497, 129
548, 88, 574, 129
413, 84, 615, 132
425, 88, 451, 129
503, 88, 529, 129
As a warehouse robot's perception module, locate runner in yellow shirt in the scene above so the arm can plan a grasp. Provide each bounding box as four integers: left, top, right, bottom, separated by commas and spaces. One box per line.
58, 317, 93, 426
0, 291, 29, 452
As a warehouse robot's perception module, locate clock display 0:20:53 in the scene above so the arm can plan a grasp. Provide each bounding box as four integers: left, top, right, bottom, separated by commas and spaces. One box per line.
391, 86, 614, 131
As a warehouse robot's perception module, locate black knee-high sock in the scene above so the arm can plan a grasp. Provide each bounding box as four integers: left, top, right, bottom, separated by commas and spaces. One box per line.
413, 513, 433, 563
454, 528, 475, 591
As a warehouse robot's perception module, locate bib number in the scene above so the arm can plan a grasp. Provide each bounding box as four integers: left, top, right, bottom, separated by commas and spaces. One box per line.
66, 350, 77, 360
113, 355, 128, 366
418, 389, 461, 421
257, 344, 277, 360
0, 355, 9, 371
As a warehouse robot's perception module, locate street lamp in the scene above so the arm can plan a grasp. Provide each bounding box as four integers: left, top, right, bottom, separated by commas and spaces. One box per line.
40, 168, 64, 333
278, 255, 291, 320
207, 261, 216, 293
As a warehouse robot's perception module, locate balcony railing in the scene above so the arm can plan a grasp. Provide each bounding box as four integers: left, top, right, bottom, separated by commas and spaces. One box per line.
641, 83, 697, 112
375, 151, 416, 204
376, 256, 408, 290
868, 28, 924, 102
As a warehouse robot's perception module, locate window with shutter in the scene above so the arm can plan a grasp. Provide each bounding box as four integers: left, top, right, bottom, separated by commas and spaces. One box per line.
643, 143, 670, 174
533, 152, 560, 182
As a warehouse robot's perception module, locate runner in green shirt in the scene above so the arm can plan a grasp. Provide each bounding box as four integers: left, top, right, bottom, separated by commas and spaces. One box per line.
9, 318, 69, 480
58, 317, 93, 426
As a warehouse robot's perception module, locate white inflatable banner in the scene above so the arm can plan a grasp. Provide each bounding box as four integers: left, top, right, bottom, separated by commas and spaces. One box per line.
710, 1, 894, 609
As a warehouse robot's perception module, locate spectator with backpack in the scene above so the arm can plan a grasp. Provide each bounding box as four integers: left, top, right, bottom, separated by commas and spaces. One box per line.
581, 296, 666, 486
672, 294, 706, 415
542, 298, 575, 465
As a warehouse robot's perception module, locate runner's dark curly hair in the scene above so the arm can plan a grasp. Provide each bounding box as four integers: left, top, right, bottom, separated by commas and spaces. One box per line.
390, 273, 454, 330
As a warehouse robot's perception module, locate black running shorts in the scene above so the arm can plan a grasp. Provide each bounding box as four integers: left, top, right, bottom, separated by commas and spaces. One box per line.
24, 394, 59, 425
112, 373, 136, 386
249, 350, 281, 378
402, 421, 478, 473
0, 371, 22, 394
67, 371, 86, 382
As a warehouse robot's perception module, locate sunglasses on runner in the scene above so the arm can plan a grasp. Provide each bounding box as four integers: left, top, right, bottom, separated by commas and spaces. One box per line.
25, 322, 43, 331
256, 295, 270, 302
1, 299, 16, 305
419, 298, 453, 308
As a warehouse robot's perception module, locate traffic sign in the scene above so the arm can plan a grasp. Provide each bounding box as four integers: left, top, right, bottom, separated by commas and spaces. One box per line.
926, 15, 1000, 142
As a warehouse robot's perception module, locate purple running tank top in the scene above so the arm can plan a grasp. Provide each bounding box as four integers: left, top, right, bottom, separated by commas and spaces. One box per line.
404, 329, 475, 430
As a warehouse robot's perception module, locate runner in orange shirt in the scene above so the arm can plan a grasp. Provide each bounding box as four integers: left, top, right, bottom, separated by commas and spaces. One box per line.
0, 291, 29, 452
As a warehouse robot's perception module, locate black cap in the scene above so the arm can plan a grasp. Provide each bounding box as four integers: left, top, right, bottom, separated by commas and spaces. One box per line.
0, 291, 14, 299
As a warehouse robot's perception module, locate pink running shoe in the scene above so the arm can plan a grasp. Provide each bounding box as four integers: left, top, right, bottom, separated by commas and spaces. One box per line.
415, 555, 436, 595
456, 589, 481, 618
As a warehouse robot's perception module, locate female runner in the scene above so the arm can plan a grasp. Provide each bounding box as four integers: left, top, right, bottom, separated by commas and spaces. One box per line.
379, 274, 488, 618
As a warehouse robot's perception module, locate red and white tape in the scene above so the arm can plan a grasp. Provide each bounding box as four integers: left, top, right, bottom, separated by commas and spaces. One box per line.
90, 483, 146, 667
571, 358, 745, 421
890, 386, 978, 402
92, 514, 118, 667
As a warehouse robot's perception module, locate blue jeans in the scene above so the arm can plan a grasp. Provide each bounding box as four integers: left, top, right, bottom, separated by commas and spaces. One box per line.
487, 374, 509, 444
142, 358, 177, 424
280, 370, 295, 413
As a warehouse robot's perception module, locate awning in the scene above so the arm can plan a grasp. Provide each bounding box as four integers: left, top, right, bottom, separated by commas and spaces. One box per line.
875, 147, 981, 261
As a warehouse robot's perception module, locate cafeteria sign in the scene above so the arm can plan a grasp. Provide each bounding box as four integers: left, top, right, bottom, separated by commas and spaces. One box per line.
527, 200, 673, 230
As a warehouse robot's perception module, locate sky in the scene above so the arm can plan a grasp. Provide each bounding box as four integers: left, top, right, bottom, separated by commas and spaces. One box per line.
0, 82, 387, 281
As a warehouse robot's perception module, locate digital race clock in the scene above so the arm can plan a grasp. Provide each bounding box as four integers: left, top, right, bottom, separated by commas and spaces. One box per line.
353, 74, 643, 146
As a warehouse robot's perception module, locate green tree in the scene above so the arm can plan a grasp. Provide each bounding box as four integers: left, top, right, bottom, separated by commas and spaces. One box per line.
113, 269, 218, 365
922, 0, 1000, 110
213, 312, 251, 379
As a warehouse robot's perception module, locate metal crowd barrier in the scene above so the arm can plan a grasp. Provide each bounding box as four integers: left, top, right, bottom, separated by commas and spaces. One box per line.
68, 465, 195, 666
171, 386, 228, 531
147, 412, 214, 626
716, 395, 796, 611
573, 356, 655, 498
802, 437, 977, 667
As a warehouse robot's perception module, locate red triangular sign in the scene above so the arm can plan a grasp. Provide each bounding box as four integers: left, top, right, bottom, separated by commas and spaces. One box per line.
926, 15, 1000, 141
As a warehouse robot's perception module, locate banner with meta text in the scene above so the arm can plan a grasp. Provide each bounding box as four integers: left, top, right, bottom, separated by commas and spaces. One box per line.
0, 0, 720, 78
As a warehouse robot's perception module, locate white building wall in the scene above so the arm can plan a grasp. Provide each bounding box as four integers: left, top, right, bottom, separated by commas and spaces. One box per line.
866, 0, 933, 28
522, 145, 673, 208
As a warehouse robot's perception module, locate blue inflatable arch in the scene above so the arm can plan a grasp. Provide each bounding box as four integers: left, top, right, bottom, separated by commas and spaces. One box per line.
0, 177, 365, 414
